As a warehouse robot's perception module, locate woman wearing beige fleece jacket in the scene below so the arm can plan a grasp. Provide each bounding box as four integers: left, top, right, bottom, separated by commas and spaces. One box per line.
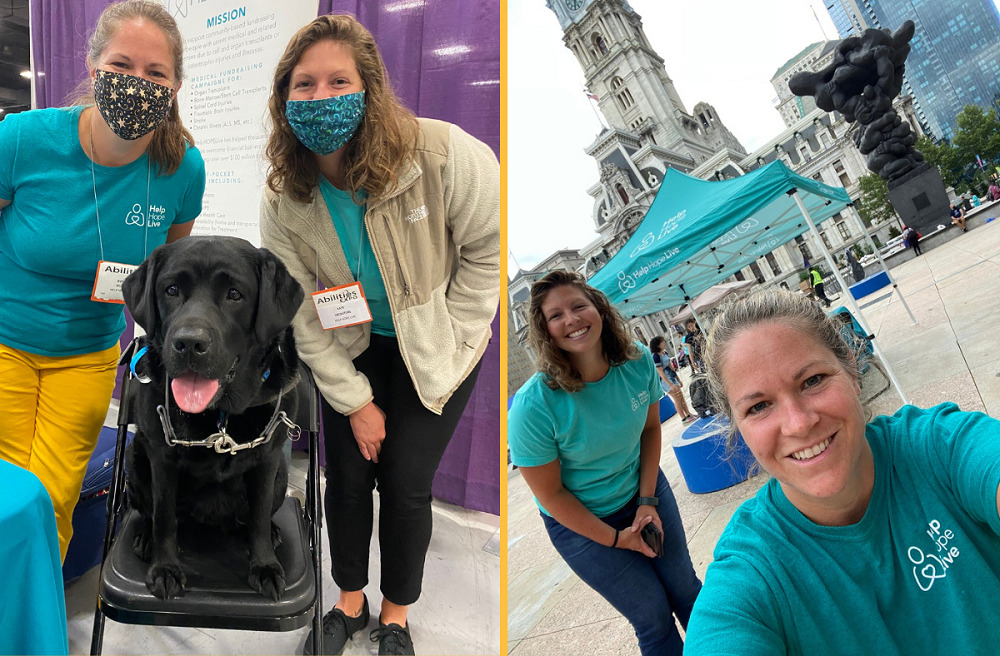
259, 15, 499, 656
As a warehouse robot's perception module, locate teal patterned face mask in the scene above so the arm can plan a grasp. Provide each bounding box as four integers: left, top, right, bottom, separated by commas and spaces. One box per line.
285, 91, 365, 155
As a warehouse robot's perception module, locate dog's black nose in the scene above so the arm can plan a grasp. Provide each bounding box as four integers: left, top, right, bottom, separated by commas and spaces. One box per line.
171, 326, 211, 355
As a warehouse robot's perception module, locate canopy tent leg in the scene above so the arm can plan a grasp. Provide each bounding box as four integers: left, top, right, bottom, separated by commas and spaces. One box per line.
847, 207, 917, 325
791, 191, 910, 406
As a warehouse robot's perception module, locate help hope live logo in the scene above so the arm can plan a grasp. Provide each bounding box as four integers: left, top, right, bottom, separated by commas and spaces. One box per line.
907, 519, 962, 591
124, 203, 167, 228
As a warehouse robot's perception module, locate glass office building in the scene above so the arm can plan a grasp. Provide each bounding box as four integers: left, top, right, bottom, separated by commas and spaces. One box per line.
824, 0, 1000, 141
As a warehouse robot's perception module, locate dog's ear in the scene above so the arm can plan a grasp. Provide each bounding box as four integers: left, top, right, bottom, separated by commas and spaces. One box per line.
122, 247, 163, 336
254, 248, 305, 345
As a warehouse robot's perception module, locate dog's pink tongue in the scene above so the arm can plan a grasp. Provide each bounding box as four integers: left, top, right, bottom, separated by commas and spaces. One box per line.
170, 375, 220, 414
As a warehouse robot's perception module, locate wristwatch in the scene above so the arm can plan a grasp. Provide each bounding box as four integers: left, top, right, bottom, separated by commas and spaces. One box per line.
637, 496, 659, 507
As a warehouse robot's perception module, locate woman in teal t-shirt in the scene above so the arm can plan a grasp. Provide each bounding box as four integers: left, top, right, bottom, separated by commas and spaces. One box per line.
685, 289, 1000, 655
508, 270, 701, 656
0, 1, 204, 562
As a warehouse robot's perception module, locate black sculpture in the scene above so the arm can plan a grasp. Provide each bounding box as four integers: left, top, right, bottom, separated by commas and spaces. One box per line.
789, 21, 923, 183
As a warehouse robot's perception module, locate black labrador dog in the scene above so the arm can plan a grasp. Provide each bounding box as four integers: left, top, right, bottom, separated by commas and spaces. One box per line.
121, 236, 304, 601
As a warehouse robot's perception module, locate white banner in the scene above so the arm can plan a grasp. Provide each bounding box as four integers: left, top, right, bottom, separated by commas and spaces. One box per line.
165, 0, 319, 245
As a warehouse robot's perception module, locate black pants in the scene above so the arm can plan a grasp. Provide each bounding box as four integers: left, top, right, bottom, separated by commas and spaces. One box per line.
320, 334, 481, 605
815, 282, 831, 307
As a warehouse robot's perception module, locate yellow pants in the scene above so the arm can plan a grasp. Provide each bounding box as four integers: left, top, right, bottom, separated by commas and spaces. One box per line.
0, 343, 119, 562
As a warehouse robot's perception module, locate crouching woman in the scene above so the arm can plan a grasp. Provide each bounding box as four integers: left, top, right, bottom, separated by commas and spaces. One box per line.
508, 270, 701, 656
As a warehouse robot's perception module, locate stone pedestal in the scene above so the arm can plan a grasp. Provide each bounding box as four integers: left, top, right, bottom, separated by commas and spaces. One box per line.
887, 163, 950, 235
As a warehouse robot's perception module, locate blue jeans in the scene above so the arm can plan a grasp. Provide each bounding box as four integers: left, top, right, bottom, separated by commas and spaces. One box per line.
542, 470, 701, 656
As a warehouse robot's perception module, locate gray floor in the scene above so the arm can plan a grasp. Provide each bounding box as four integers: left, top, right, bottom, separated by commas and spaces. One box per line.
508, 217, 1000, 654
66, 449, 501, 655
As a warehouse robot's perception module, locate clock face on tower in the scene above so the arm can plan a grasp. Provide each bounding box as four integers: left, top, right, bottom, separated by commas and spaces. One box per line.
565, 0, 584, 10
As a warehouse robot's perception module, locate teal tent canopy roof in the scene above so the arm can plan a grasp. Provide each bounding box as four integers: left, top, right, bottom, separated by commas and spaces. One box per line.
588, 160, 852, 317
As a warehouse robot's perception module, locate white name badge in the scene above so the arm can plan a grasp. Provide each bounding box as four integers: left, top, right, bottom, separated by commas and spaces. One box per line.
91, 260, 139, 304
312, 282, 373, 330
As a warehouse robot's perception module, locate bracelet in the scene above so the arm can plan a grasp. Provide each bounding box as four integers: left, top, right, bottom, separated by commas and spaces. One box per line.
610, 529, 619, 548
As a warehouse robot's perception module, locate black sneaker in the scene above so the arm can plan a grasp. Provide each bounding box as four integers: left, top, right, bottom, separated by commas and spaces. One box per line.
303, 595, 370, 655
370, 620, 414, 655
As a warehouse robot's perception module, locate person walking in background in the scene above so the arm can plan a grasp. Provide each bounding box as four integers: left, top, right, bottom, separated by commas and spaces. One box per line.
259, 14, 499, 655
0, 0, 204, 562
508, 270, 701, 656
988, 182, 1000, 202
809, 267, 832, 308
650, 336, 696, 424
950, 203, 968, 232
683, 319, 706, 374
684, 289, 1000, 655
902, 225, 921, 256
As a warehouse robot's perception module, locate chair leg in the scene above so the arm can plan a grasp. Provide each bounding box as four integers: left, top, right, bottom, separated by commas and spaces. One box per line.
309, 422, 324, 656
90, 601, 106, 655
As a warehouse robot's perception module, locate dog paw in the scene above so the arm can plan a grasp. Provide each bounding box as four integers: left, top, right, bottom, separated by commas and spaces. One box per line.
145, 561, 187, 599
271, 523, 283, 549
249, 560, 285, 601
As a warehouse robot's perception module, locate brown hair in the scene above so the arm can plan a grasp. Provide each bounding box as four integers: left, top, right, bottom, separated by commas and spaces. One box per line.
69, 0, 194, 176
528, 270, 641, 393
703, 289, 875, 446
265, 14, 419, 203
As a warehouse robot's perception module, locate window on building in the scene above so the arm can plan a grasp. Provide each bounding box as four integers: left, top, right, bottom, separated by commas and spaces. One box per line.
633, 325, 645, 343
658, 320, 668, 332
833, 160, 850, 187
733, 270, 746, 281
616, 183, 629, 204
592, 33, 608, 56
820, 231, 832, 249
765, 252, 782, 275
836, 221, 850, 240
812, 172, 823, 182
749, 261, 764, 282
820, 133, 830, 148
795, 236, 813, 261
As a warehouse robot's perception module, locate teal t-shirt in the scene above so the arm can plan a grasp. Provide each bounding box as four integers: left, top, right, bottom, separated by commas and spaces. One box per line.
685, 403, 1000, 656
507, 343, 664, 517
317, 177, 394, 337
0, 106, 205, 356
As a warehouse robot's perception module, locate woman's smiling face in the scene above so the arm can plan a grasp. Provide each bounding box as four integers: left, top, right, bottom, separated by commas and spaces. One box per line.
721, 321, 873, 525
541, 284, 604, 359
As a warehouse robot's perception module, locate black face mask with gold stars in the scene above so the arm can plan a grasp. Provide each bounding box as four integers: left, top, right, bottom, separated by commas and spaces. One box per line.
93, 70, 173, 141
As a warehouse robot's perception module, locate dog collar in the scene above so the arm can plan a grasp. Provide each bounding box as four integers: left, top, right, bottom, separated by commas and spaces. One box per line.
156, 371, 301, 455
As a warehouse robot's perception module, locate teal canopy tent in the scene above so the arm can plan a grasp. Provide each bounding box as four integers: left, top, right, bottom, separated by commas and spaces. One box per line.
588, 160, 851, 317
588, 159, 910, 404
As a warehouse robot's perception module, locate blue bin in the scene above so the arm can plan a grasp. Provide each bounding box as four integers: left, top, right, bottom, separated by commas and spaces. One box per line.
658, 393, 676, 423
848, 270, 891, 300
672, 417, 754, 494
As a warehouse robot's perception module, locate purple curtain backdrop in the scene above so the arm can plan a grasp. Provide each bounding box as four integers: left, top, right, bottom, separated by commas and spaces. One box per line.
30, 0, 501, 515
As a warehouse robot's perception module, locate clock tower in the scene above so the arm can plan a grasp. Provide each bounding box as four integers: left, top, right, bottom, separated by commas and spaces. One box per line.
544, 0, 746, 272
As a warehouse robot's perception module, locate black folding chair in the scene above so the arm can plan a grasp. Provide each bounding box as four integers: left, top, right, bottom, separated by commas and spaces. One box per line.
90, 343, 324, 655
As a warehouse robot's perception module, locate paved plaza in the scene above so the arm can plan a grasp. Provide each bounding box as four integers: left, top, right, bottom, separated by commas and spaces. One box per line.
507, 215, 1000, 655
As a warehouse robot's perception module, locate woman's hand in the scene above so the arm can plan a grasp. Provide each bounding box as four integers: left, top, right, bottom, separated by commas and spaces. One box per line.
349, 401, 386, 462
616, 505, 661, 557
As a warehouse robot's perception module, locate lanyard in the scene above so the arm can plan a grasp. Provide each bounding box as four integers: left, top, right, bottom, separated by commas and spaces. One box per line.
89, 109, 150, 262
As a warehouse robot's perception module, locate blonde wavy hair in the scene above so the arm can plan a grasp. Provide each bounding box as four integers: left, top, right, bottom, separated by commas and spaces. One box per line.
69, 0, 194, 176
528, 270, 641, 393
265, 14, 419, 203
